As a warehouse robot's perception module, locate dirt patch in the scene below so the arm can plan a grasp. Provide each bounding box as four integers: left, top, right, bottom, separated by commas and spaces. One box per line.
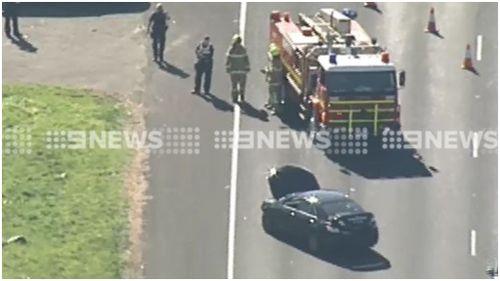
121, 98, 149, 278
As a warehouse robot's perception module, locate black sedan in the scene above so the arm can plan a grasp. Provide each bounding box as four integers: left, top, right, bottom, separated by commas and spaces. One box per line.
261, 190, 379, 252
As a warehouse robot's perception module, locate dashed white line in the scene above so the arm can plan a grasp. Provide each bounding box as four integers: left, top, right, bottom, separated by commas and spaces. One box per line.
472, 132, 479, 158
476, 35, 483, 61
470, 229, 477, 256
226, 2, 246, 279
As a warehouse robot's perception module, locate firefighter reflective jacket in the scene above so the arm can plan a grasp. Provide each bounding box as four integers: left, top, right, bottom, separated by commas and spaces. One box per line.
225, 44, 250, 74
265, 58, 283, 86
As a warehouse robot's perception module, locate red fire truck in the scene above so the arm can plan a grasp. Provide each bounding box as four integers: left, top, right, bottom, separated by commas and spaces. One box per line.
269, 8, 405, 136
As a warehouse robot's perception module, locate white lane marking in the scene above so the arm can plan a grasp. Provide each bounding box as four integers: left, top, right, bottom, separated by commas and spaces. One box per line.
227, 105, 241, 279
239, 1, 247, 44
470, 229, 477, 256
476, 35, 483, 61
472, 132, 479, 158
227, 2, 246, 279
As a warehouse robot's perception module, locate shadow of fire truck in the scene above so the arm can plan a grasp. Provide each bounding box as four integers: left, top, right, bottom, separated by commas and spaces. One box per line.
324, 137, 433, 179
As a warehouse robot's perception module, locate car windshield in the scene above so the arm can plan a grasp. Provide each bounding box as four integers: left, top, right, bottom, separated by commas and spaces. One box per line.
326, 70, 396, 96
319, 199, 363, 217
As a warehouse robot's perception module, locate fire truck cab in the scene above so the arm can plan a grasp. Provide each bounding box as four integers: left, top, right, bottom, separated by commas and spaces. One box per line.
269, 8, 405, 136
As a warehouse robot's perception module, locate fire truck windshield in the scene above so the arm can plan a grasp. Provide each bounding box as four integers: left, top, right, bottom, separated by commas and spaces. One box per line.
326, 70, 397, 96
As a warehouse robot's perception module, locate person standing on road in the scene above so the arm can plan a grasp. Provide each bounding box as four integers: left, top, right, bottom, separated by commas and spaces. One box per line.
147, 3, 170, 62
192, 36, 214, 95
3, 2, 21, 38
225, 34, 250, 103
261, 43, 283, 115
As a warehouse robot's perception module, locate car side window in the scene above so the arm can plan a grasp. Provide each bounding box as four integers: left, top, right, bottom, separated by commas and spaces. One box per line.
286, 200, 315, 216
284, 200, 301, 209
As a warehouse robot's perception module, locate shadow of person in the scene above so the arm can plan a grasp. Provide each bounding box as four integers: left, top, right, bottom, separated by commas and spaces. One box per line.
17, 2, 150, 17
428, 30, 445, 39
7, 34, 38, 53
239, 101, 269, 122
158, 61, 190, 79
196, 92, 234, 113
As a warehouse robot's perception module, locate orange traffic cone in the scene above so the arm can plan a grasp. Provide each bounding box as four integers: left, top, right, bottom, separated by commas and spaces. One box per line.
461, 44, 475, 71
424, 7, 439, 34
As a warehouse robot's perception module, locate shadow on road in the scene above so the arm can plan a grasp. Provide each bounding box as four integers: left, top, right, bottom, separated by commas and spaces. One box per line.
325, 137, 434, 179
277, 108, 306, 131
16, 2, 150, 17
426, 30, 445, 39
195, 92, 234, 113
158, 61, 190, 79
6, 34, 37, 53
274, 108, 433, 179
240, 101, 269, 122
365, 6, 383, 14
266, 231, 391, 272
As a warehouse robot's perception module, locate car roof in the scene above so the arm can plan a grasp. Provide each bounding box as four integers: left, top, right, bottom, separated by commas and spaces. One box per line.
296, 190, 365, 216
296, 190, 348, 203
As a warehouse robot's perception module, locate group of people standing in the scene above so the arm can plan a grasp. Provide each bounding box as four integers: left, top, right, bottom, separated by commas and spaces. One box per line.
147, 4, 282, 113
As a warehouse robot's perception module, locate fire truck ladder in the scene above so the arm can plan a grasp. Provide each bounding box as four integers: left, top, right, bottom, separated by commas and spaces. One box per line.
298, 13, 340, 45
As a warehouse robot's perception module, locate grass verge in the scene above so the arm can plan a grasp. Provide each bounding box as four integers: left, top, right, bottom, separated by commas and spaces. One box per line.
2, 84, 135, 278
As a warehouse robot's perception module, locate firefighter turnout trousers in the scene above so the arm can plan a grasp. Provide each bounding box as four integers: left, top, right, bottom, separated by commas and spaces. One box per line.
230, 73, 247, 103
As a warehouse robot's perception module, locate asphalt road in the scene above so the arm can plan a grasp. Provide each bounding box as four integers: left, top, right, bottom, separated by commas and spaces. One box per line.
143, 2, 497, 278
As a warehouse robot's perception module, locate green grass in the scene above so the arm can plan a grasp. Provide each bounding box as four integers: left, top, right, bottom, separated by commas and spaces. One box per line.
2, 85, 132, 278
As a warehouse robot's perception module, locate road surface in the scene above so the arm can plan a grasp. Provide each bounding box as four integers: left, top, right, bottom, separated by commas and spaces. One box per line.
143, 2, 497, 278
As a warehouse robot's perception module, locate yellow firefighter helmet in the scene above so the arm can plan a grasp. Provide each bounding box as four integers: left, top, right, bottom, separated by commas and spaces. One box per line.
232, 34, 242, 44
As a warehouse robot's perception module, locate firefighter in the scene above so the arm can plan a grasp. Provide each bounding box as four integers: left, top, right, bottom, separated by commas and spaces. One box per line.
192, 36, 214, 95
147, 4, 170, 62
225, 34, 250, 103
261, 43, 283, 115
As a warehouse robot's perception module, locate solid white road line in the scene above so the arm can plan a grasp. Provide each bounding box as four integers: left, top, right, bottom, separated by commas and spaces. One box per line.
472, 132, 479, 158
476, 35, 483, 61
470, 229, 477, 257
227, 2, 246, 279
239, 1, 247, 45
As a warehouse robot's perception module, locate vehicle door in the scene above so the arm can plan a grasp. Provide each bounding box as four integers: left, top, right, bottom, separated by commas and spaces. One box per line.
283, 199, 318, 238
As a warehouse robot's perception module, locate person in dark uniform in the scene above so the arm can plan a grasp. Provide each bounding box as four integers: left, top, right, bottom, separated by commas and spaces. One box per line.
3, 2, 21, 38
192, 36, 214, 95
147, 4, 170, 62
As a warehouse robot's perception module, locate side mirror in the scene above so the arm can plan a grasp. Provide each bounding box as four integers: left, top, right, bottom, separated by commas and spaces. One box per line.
398, 70, 406, 87
289, 211, 296, 217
